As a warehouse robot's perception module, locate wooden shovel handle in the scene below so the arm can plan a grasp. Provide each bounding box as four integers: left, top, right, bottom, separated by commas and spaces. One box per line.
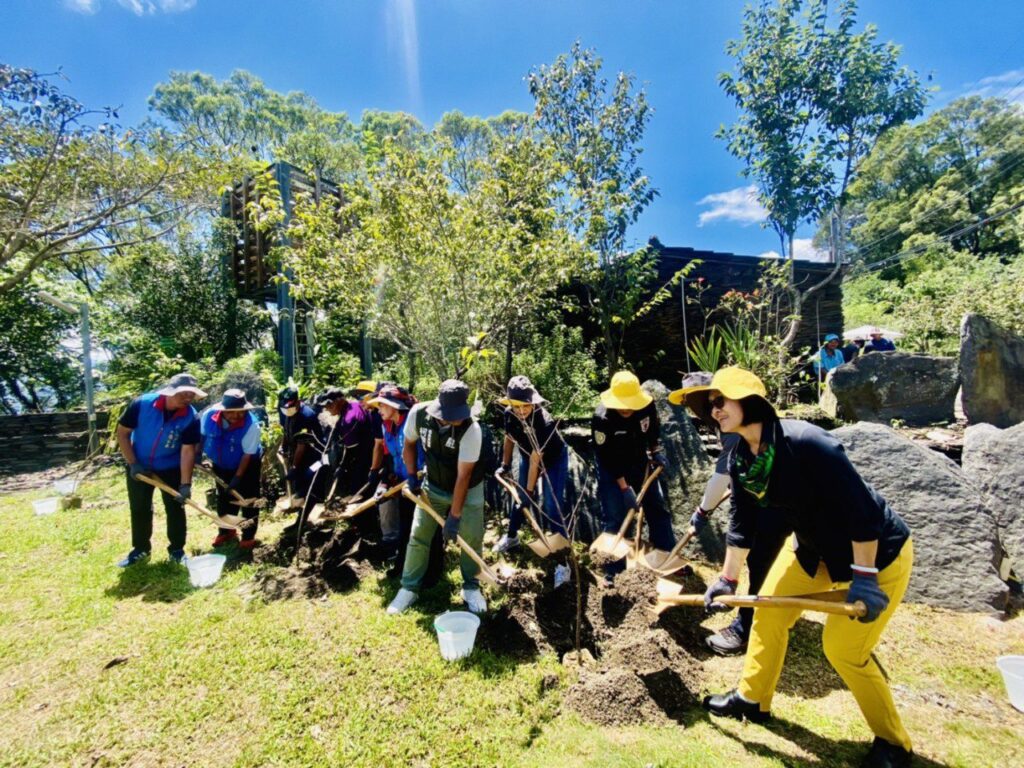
658, 593, 866, 617
497, 474, 554, 553
342, 480, 406, 519
402, 488, 500, 585
195, 464, 252, 506
136, 472, 243, 532
635, 465, 663, 507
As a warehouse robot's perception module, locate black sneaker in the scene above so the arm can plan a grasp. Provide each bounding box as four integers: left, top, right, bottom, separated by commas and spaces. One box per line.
167, 548, 187, 564
702, 689, 771, 723
860, 737, 913, 768
706, 621, 749, 656
116, 548, 150, 568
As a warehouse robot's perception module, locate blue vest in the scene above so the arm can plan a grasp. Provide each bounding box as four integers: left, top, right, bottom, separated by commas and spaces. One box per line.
131, 392, 198, 471
202, 409, 259, 471
382, 413, 424, 482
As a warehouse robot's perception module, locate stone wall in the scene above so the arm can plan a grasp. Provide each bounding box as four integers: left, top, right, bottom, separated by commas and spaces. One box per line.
0, 411, 110, 475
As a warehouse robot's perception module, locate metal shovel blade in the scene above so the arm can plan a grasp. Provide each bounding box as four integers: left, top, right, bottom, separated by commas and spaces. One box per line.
625, 541, 650, 570
641, 549, 690, 576
275, 495, 301, 513
589, 532, 632, 560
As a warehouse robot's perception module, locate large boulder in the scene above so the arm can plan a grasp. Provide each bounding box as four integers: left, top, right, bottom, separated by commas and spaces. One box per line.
821, 352, 958, 426
832, 422, 1007, 613
962, 422, 1024, 579
959, 313, 1024, 428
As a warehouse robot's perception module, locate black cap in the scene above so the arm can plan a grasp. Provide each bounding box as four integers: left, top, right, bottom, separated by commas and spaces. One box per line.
426, 379, 472, 422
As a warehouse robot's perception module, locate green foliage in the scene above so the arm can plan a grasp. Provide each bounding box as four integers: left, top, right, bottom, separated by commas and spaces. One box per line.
511, 325, 599, 419
687, 330, 723, 374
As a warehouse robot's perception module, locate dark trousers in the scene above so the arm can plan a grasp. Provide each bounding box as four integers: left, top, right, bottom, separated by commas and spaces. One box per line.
213, 460, 261, 541
395, 493, 445, 588
596, 463, 675, 576
737, 525, 789, 637
126, 466, 186, 553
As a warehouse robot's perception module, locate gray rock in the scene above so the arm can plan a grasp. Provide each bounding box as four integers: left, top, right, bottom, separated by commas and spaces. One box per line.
962, 422, 1024, 579
832, 422, 1007, 613
959, 313, 1024, 428
821, 352, 958, 426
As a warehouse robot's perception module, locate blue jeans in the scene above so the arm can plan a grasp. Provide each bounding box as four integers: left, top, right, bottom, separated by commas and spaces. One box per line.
507, 446, 569, 538
596, 462, 675, 575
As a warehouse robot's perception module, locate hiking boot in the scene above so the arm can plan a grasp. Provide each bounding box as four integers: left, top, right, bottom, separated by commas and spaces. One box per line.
703, 689, 771, 723
461, 588, 487, 614
706, 619, 749, 656
238, 539, 259, 551
167, 548, 187, 565
212, 531, 239, 548
860, 737, 913, 768
493, 534, 520, 554
387, 588, 419, 615
116, 548, 150, 568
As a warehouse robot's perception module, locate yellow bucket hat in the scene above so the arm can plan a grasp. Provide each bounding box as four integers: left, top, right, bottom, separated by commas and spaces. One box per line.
668, 366, 773, 425
600, 371, 653, 411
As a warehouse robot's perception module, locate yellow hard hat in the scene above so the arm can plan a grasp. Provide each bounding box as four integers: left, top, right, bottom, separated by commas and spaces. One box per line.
599, 371, 653, 411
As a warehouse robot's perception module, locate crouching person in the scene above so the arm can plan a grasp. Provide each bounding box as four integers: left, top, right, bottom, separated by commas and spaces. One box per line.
115, 373, 204, 566
676, 367, 914, 768
388, 380, 488, 615
201, 389, 262, 550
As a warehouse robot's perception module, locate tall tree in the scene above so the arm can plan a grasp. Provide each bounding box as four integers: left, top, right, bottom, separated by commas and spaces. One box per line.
718, 0, 925, 345
527, 42, 659, 375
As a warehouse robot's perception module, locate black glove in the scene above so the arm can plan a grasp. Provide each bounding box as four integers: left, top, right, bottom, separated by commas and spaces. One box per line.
407, 474, 422, 495
227, 476, 242, 492
649, 449, 669, 471
175, 483, 192, 504
704, 575, 738, 613
621, 486, 639, 513
847, 568, 889, 623
366, 468, 382, 491
495, 464, 512, 480
442, 514, 461, 543
129, 462, 145, 480
690, 506, 710, 534
285, 468, 299, 483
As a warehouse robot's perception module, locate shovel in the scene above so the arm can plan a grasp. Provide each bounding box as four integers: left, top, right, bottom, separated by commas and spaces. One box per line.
653, 578, 856, 616
318, 480, 407, 522
402, 487, 502, 587
495, 474, 569, 558
589, 466, 663, 560
274, 451, 302, 513
136, 473, 248, 532
194, 464, 262, 509
641, 491, 733, 576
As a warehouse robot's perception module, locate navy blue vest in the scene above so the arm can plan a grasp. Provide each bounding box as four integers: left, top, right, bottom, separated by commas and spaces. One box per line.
202, 409, 259, 471
130, 392, 198, 471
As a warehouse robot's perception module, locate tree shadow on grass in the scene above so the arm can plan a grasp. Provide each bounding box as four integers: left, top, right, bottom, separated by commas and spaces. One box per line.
104, 559, 192, 603
708, 714, 951, 768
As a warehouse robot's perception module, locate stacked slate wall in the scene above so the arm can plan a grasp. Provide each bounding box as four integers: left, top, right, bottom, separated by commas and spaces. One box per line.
0, 411, 109, 475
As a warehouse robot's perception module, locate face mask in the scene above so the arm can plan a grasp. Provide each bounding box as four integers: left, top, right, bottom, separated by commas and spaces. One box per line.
281, 406, 298, 417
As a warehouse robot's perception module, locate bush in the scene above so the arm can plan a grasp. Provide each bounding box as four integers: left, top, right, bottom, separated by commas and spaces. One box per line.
512, 325, 598, 419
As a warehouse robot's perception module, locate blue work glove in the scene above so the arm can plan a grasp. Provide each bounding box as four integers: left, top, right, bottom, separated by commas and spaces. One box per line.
227, 476, 242, 492
690, 506, 710, 535
175, 483, 192, 504
442, 514, 461, 544
649, 449, 669, 471
406, 474, 422, 495
129, 462, 145, 480
704, 575, 738, 613
621, 486, 639, 513
285, 468, 299, 483
847, 568, 889, 623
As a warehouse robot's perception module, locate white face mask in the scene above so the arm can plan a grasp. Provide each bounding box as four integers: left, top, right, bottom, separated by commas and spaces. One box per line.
281, 406, 298, 418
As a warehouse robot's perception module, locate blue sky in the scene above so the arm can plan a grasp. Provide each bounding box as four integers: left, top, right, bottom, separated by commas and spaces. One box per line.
4, 0, 1023, 259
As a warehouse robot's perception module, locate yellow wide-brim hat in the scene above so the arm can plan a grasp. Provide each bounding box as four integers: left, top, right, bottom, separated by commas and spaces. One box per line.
668, 366, 774, 425
599, 371, 653, 410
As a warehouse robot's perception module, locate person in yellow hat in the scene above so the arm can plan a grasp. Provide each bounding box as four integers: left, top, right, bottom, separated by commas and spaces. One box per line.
591, 371, 675, 587
670, 367, 914, 768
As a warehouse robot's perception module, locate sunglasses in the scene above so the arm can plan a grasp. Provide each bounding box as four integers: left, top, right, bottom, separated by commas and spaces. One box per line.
709, 395, 727, 411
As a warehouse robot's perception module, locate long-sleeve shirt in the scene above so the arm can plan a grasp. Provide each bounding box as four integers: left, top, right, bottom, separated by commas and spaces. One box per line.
726, 419, 910, 582
502, 406, 565, 469
591, 401, 660, 482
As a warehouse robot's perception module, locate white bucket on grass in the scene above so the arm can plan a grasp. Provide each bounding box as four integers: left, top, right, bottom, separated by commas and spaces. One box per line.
997, 655, 1024, 713
186, 553, 226, 588
433, 610, 480, 661
53, 479, 79, 495
32, 498, 59, 516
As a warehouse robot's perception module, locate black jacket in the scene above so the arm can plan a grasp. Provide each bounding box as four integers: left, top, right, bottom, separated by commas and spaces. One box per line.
503, 406, 565, 468
726, 419, 910, 582
591, 401, 660, 481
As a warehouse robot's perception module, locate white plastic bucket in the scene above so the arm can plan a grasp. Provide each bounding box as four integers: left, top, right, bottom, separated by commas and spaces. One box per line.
996, 655, 1024, 713
53, 479, 80, 495
32, 498, 59, 516
433, 610, 481, 661
186, 553, 226, 588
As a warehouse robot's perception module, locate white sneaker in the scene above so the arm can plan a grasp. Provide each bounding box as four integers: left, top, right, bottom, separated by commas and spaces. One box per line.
493, 534, 520, 554
461, 587, 487, 614
386, 588, 419, 615
554, 564, 571, 589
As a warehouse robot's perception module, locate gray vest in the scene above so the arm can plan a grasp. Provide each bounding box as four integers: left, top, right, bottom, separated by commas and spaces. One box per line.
415, 407, 485, 493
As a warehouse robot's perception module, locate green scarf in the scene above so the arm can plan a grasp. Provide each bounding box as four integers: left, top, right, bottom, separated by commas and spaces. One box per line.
736, 443, 775, 506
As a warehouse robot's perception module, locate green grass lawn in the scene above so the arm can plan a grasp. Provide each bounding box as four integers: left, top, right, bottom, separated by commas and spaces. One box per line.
1, 468, 1022, 767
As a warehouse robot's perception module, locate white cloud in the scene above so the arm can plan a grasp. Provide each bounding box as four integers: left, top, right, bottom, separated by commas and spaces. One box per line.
63, 0, 99, 12
697, 185, 768, 227
158, 0, 197, 11
961, 68, 1024, 107
117, 0, 150, 13
757, 238, 831, 263
384, 0, 422, 111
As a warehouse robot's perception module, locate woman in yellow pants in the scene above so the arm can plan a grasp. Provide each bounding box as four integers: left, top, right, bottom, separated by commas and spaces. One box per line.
671, 367, 913, 768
